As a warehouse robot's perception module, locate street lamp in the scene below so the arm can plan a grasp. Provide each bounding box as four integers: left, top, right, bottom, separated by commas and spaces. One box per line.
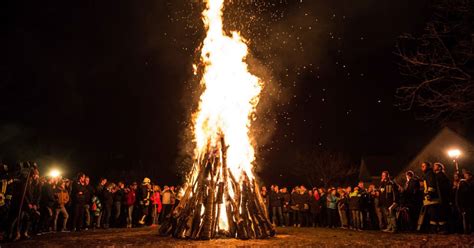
447, 149, 461, 174
48, 169, 61, 178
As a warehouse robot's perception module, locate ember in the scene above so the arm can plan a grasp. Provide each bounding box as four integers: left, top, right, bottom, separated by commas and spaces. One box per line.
158, 0, 275, 240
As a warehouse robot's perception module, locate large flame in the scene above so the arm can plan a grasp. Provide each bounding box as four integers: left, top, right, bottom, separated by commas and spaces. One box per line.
191, 0, 262, 231
193, 0, 262, 179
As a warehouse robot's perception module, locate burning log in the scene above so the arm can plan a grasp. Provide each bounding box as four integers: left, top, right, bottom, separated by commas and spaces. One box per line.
159, 136, 275, 239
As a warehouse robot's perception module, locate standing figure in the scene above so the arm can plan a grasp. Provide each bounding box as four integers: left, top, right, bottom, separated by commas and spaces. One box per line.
379, 171, 399, 233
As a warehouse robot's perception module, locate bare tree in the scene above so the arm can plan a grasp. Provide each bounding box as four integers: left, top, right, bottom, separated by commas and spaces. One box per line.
395, 0, 473, 122
293, 149, 358, 188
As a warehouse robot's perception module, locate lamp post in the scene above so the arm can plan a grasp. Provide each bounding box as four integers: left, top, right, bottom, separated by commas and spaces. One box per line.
447, 149, 461, 174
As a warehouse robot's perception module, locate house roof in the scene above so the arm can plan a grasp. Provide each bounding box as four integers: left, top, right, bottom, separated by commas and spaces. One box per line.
395, 127, 474, 181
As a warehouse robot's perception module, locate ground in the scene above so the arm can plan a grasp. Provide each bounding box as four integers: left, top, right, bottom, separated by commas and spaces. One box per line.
2, 227, 474, 248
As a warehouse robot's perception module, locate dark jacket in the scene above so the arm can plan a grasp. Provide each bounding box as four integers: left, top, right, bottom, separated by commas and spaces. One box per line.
348, 190, 361, 210
456, 178, 474, 209
435, 171, 451, 205
379, 179, 399, 208
281, 192, 291, 213
403, 178, 421, 207
72, 181, 87, 204
84, 184, 95, 204
309, 195, 321, 214
114, 188, 125, 203
102, 189, 114, 207
40, 183, 56, 208
269, 190, 282, 208
422, 168, 440, 206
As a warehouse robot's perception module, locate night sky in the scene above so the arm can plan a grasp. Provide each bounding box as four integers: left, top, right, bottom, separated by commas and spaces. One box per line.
2, 0, 461, 184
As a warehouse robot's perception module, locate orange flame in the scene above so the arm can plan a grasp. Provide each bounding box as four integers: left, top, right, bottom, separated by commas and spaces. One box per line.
191, 0, 262, 231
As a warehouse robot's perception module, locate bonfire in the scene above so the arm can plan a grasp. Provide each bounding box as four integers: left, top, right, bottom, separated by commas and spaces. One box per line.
158, 0, 275, 240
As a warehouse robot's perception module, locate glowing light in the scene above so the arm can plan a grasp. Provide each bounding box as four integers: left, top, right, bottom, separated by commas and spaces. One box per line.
448, 149, 461, 159
49, 169, 61, 178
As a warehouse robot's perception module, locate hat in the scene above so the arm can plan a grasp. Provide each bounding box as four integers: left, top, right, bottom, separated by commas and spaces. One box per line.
143, 177, 151, 184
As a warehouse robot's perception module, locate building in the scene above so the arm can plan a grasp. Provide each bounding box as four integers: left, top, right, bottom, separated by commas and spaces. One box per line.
359, 127, 474, 184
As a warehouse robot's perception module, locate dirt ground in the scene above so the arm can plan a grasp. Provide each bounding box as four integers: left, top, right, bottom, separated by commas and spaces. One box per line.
2, 227, 474, 248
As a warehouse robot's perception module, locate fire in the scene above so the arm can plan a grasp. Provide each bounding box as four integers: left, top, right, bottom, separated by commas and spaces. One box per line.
160, 0, 274, 239
193, 0, 261, 181
193, 0, 261, 231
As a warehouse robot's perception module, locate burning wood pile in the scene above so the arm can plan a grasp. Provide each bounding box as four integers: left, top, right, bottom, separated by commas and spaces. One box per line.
159, 137, 275, 239
159, 0, 274, 239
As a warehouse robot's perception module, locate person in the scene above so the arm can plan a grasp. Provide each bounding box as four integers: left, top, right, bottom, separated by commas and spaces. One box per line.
309, 188, 321, 227
138, 178, 152, 225
101, 183, 115, 229
421, 162, 446, 233
113, 181, 125, 227
53, 180, 69, 232
366, 184, 378, 230
403, 171, 422, 231
261, 186, 269, 218
125, 182, 137, 228
357, 181, 369, 229
71, 173, 87, 232
349, 186, 362, 230
318, 188, 327, 227
379, 171, 399, 233
338, 187, 349, 229
291, 186, 309, 227
269, 185, 283, 226
280, 187, 291, 226
326, 188, 339, 228
160, 185, 173, 223
96, 177, 107, 227
39, 176, 56, 233
456, 171, 473, 234
91, 193, 102, 229
150, 185, 162, 226
433, 162, 451, 233
83, 176, 94, 229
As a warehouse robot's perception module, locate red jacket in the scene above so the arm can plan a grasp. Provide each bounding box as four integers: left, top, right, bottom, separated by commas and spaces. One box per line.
151, 191, 162, 213
126, 189, 136, 207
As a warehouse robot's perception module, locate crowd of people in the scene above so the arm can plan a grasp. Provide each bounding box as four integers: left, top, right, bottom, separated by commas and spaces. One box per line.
0, 160, 473, 242
261, 162, 474, 235
0, 162, 182, 242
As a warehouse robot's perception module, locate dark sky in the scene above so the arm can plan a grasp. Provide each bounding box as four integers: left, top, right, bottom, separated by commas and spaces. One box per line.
2, 0, 455, 184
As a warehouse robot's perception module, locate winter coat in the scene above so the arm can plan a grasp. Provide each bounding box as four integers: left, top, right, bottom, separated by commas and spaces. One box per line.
126, 189, 136, 206
456, 178, 474, 209
403, 178, 422, 208
151, 191, 162, 213
72, 181, 87, 204
326, 194, 338, 209
292, 190, 310, 211
102, 189, 114, 207
40, 183, 56, 208
309, 194, 320, 214
379, 179, 399, 208
84, 184, 95, 204
436, 171, 452, 205
54, 188, 70, 207
91, 195, 102, 216
269, 191, 282, 208
422, 168, 440, 206
162, 189, 172, 205
348, 190, 361, 210
281, 192, 291, 213
114, 188, 125, 203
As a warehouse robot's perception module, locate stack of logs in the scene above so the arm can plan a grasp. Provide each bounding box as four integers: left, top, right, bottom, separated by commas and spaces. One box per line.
159, 136, 275, 240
